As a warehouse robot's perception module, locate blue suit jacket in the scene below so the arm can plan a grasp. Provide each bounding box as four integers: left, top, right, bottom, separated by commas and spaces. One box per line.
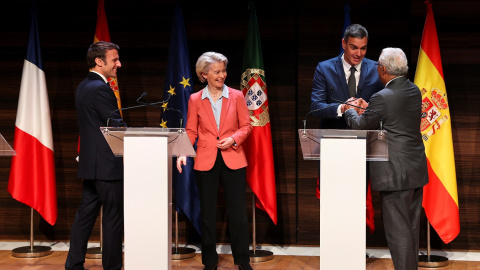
76, 72, 126, 180
310, 54, 383, 129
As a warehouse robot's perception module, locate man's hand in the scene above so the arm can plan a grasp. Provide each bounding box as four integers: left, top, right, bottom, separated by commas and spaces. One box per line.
343, 97, 359, 112
176, 156, 186, 173
357, 98, 369, 115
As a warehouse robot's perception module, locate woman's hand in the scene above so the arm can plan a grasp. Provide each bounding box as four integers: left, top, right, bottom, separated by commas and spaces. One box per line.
217, 137, 235, 149
176, 156, 187, 173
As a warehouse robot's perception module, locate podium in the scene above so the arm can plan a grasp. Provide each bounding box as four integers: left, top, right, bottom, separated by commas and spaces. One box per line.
0, 133, 16, 156
101, 127, 195, 270
298, 129, 388, 270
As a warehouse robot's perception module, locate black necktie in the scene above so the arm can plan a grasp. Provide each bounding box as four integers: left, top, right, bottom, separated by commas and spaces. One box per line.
348, 66, 357, 97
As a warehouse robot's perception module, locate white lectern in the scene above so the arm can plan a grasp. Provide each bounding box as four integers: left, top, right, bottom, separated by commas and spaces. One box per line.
101, 127, 195, 270
299, 129, 388, 270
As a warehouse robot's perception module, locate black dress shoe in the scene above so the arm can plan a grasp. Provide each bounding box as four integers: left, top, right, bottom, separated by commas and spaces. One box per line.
204, 264, 217, 270
238, 263, 253, 270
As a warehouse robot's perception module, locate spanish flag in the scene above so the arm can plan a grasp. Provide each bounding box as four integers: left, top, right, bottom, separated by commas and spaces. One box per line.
414, 0, 460, 244
94, 0, 121, 112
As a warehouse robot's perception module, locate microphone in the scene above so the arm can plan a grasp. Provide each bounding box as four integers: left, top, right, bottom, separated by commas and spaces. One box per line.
136, 92, 148, 103
106, 93, 171, 127
302, 103, 343, 135
136, 93, 184, 128
331, 97, 384, 134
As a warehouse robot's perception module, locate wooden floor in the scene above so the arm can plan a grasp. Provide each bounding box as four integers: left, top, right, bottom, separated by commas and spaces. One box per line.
0, 250, 479, 269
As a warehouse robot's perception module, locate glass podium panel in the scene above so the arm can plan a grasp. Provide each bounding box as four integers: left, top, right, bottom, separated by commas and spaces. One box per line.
100, 127, 196, 157
298, 129, 388, 161
0, 133, 16, 156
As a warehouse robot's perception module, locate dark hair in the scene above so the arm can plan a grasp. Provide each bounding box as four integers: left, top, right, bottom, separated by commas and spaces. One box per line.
86, 41, 120, 69
343, 24, 368, 42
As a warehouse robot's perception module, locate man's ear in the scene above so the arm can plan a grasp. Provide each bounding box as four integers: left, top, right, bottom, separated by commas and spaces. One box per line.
95, 57, 103, 67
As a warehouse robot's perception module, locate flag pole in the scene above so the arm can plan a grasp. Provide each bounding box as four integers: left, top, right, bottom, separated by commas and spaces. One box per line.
418, 219, 448, 267
11, 208, 52, 258
172, 205, 196, 260
86, 207, 103, 259
249, 194, 274, 263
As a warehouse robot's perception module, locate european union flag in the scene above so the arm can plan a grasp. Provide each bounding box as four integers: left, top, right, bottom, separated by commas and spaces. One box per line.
339, 0, 351, 53
160, 2, 201, 234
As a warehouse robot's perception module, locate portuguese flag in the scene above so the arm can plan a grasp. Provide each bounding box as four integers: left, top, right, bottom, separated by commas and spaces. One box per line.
240, 1, 277, 225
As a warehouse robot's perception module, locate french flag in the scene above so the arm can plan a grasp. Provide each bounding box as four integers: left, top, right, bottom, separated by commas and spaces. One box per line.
8, 3, 57, 226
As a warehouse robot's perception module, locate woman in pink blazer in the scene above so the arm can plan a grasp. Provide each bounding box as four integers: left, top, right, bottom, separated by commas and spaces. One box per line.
177, 52, 253, 270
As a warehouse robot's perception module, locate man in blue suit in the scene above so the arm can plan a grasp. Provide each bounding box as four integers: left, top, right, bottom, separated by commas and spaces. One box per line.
309, 24, 384, 241
66, 41, 126, 270
310, 24, 383, 129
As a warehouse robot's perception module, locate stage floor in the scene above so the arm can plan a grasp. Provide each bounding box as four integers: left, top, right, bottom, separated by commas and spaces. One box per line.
1, 242, 479, 269
0, 250, 479, 269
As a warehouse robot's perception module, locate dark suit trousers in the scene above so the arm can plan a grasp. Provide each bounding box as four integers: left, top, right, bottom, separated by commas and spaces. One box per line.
195, 150, 250, 266
381, 187, 423, 270
65, 179, 124, 270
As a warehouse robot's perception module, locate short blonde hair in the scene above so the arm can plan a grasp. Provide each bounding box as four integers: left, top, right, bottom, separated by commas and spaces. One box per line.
195, 52, 228, 83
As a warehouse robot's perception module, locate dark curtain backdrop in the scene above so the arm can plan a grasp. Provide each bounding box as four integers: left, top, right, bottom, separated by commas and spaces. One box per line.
0, 0, 479, 251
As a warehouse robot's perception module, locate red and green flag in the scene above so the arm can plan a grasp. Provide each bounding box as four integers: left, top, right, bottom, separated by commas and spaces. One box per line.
241, 1, 277, 225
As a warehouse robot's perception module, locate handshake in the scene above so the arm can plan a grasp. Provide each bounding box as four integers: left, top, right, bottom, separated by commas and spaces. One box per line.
341, 97, 369, 115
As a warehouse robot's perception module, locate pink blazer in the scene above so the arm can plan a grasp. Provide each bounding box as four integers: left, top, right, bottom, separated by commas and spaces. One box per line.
186, 87, 252, 171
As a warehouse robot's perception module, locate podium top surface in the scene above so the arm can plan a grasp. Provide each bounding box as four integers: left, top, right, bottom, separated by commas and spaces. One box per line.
298, 129, 388, 161
0, 133, 16, 157
100, 127, 196, 157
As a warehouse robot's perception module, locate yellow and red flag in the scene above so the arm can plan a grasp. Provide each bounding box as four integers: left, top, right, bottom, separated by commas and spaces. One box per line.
78, 0, 121, 153
414, 0, 460, 244
94, 0, 121, 112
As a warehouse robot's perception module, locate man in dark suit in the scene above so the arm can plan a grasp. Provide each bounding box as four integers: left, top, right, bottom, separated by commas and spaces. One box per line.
66, 41, 126, 270
310, 24, 383, 129
344, 47, 429, 270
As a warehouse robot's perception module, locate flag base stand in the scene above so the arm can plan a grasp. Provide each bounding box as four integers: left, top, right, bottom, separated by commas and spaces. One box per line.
418, 255, 449, 268
86, 247, 102, 259
12, 246, 52, 258
13, 208, 53, 258
172, 247, 196, 260
249, 196, 274, 263
249, 249, 274, 263
171, 210, 196, 260
419, 220, 450, 268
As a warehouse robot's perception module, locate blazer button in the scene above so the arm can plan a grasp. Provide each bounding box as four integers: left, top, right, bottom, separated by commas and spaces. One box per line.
216, 137, 219, 140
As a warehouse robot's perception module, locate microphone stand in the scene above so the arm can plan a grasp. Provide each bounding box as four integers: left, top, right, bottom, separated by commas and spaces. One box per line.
106, 94, 172, 128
